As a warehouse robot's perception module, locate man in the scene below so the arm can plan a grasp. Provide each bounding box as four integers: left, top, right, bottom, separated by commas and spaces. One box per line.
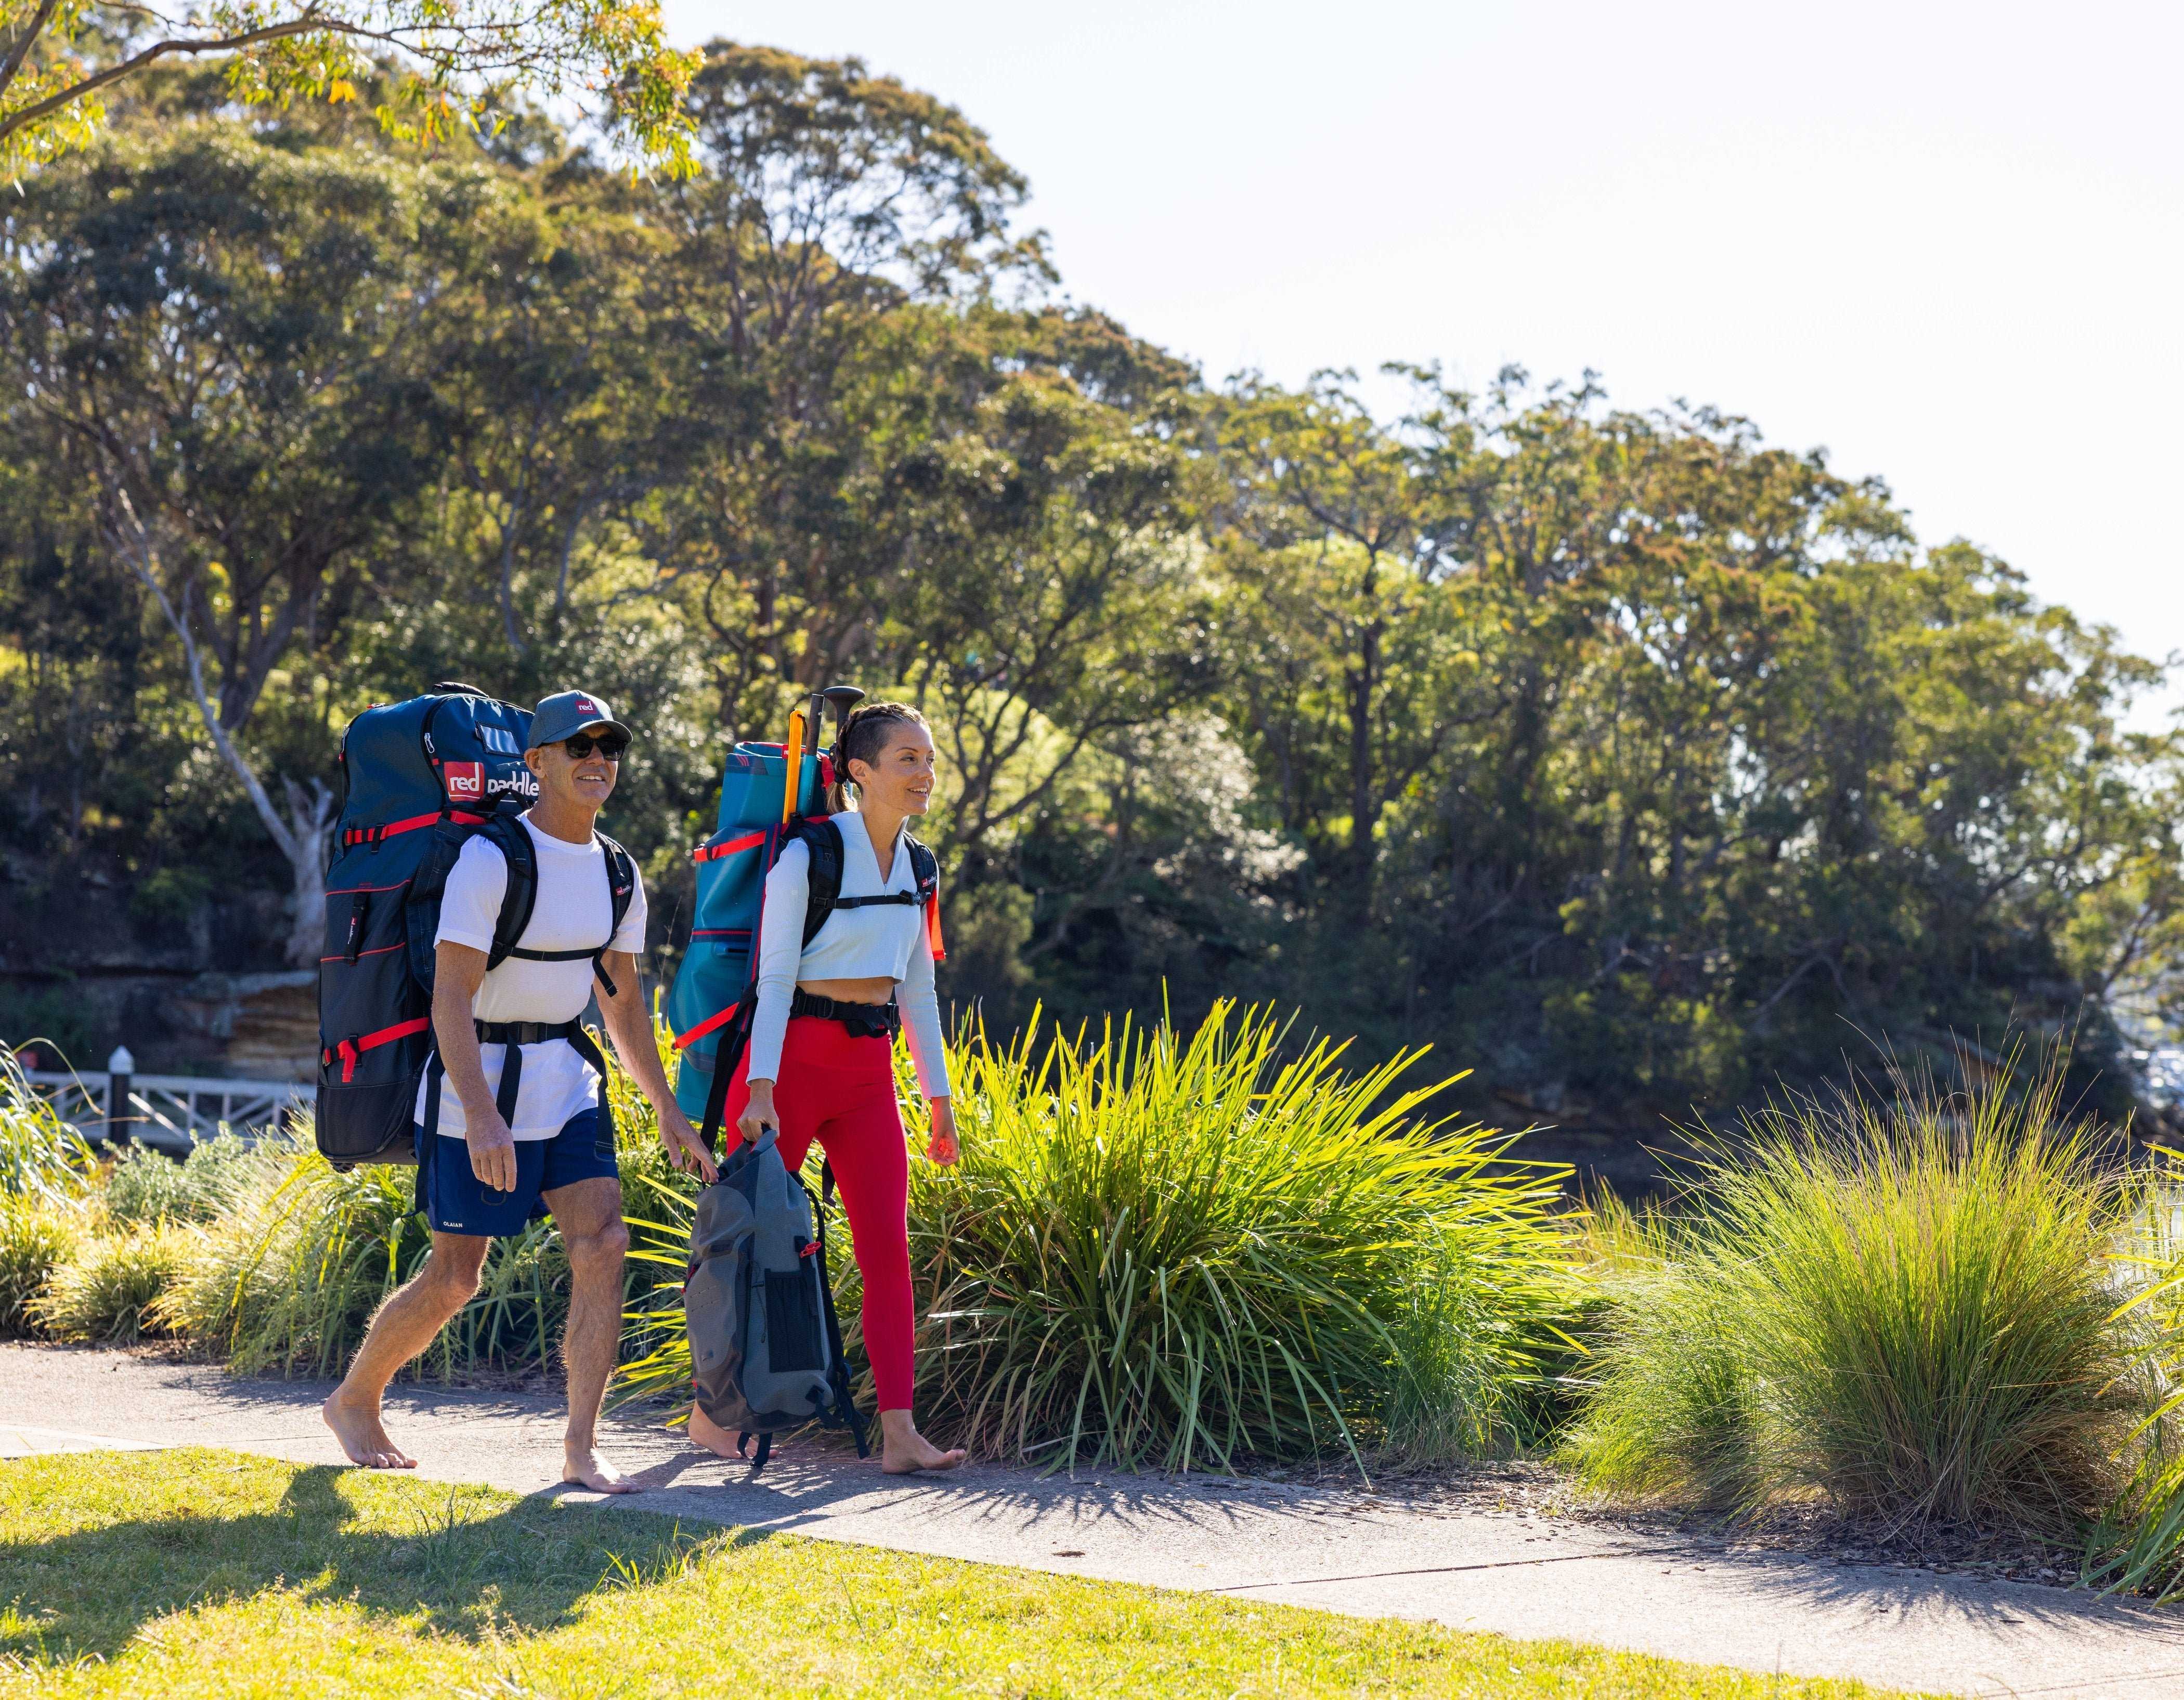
322, 689, 718, 1491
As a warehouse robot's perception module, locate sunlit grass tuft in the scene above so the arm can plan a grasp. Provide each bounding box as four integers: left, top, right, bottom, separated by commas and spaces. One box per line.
32, 1224, 199, 1344
1569, 1054, 2137, 1539
0, 1192, 83, 1337
0, 1042, 97, 1207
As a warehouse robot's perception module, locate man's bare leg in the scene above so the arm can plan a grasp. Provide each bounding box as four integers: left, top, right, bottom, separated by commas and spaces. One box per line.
547, 1176, 636, 1493
322, 1233, 487, 1468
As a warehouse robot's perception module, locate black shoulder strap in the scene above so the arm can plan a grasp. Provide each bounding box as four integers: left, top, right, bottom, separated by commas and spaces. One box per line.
483, 812, 538, 971
597, 831, 637, 941
590, 831, 637, 1000
903, 831, 938, 904
798, 817, 846, 949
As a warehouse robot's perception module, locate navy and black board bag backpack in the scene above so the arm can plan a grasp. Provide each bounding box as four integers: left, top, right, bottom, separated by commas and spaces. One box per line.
316, 683, 537, 1168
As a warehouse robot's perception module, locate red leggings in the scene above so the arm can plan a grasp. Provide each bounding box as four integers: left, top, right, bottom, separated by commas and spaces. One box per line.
725, 1016, 915, 1411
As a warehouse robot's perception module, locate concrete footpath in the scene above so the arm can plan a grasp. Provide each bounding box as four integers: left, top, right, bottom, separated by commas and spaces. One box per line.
3, 1343, 2179, 1698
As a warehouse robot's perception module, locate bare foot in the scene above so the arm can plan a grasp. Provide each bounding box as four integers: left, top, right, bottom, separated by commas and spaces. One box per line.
686, 1402, 742, 1460
322, 1393, 417, 1470
563, 1446, 640, 1494
881, 1418, 966, 1475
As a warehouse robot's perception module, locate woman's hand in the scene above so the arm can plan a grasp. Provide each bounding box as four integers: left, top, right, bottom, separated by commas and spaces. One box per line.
737, 1080, 780, 1146
926, 1095, 959, 1167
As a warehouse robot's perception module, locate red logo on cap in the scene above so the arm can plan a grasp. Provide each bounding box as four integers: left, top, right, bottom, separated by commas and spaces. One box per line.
444, 762, 484, 800
576, 697, 599, 716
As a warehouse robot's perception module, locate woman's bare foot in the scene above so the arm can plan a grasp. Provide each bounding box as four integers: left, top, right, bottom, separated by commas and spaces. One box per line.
322, 1393, 417, 1470
563, 1446, 639, 1494
880, 1409, 966, 1475
686, 1401, 742, 1459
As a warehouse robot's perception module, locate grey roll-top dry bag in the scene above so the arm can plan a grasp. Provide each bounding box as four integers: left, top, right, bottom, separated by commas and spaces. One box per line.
684, 1128, 869, 1469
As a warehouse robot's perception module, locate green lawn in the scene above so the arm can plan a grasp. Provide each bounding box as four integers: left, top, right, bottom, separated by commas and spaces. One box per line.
0, 1450, 1917, 1698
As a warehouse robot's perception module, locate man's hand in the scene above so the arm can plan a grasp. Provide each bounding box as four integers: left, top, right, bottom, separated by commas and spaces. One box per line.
658, 1104, 718, 1183
466, 1111, 519, 1194
738, 1080, 780, 1146
927, 1096, 960, 1168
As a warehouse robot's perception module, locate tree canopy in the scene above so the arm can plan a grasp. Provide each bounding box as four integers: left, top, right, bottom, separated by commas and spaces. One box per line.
0, 0, 698, 179
3, 47, 2178, 1137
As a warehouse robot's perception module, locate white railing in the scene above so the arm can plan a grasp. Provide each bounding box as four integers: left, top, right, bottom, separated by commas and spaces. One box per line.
25, 1068, 310, 1153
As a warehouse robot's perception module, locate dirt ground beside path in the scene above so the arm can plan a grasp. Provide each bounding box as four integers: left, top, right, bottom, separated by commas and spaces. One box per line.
2, 1341, 2177, 1699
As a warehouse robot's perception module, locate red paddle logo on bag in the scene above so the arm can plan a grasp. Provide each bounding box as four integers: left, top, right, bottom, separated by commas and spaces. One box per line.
443, 762, 485, 802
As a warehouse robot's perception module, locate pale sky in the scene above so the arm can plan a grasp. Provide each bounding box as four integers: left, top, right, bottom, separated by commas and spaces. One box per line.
665, 1, 2184, 715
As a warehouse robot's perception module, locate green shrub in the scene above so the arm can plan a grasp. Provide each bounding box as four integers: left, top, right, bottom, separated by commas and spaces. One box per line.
0, 1043, 98, 1206
0, 1194, 84, 1336
621, 1002, 1577, 1472
1567, 1061, 2137, 1538
2085, 1157, 2184, 1599
32, 1225, 197, 1343
160, 1128, 433, 1376
102, 1134, 265, 1226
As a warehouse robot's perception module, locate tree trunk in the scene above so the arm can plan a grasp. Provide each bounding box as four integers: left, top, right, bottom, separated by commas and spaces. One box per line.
110, 487, 338, 967
279, 776, 337, 967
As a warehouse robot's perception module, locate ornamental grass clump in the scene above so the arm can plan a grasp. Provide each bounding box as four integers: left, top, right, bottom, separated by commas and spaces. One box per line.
160, 1127, 431, 1375
2085, 1156, 2184, 1600
1569, 1059, 2137, 1540
907, 1004, 1574, 1470
0, 1043, 97, 1207
0, 1193, 83, 1337
32, 1224, 199, 1344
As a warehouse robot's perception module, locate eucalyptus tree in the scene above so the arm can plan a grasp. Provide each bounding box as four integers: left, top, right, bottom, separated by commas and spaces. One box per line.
0, 0, 697, 180
0, 117, 490, 962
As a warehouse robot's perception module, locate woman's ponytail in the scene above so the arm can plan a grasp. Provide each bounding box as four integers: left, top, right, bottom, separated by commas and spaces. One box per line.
827, 700, 928, 813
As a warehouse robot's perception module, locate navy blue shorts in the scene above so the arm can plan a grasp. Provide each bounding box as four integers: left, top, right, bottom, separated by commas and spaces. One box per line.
412, 1109, 619, 1238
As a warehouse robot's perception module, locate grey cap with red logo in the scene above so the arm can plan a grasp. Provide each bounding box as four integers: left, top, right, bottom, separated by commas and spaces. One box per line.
527, 689, 632, 750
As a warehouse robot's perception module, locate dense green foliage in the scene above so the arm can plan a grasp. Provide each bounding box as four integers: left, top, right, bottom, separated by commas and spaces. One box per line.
1568, 1061, 2144, 1539
102, 1134, 259, 1227
621, 1003, 1575, 1469
2088, 1152, 2184, 1600
2, 47, 2180, 1123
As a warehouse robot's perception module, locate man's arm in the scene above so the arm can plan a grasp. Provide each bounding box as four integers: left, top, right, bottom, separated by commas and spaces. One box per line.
433, 940, 517, 1193
596, 949, 718, 1182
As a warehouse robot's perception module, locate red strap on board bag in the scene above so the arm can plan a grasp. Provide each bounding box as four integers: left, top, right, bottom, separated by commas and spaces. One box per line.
324, 1015, 431, 1082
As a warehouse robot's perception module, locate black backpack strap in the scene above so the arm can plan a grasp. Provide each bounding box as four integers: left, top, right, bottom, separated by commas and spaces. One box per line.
904, 832, 938, 904
592, 832, 637, 1000
500, 827, 638, 999
565, 1023, 618, 1157
815, 1159, 871, 1458
482, 812, 540, 972
797, 818, 846, 949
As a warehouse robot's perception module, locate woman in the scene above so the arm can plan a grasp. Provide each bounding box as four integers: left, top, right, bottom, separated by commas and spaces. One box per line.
689, 701, 967, 1474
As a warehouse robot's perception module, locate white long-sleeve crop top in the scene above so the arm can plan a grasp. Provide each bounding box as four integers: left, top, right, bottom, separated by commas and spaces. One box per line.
747, 810, 950, 1097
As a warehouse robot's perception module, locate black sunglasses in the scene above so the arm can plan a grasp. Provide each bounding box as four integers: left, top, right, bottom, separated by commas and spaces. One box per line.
563, 731, 629, 761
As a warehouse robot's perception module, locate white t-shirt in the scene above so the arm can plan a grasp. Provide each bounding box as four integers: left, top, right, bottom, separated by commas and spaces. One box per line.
414, 814, 648, 1140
